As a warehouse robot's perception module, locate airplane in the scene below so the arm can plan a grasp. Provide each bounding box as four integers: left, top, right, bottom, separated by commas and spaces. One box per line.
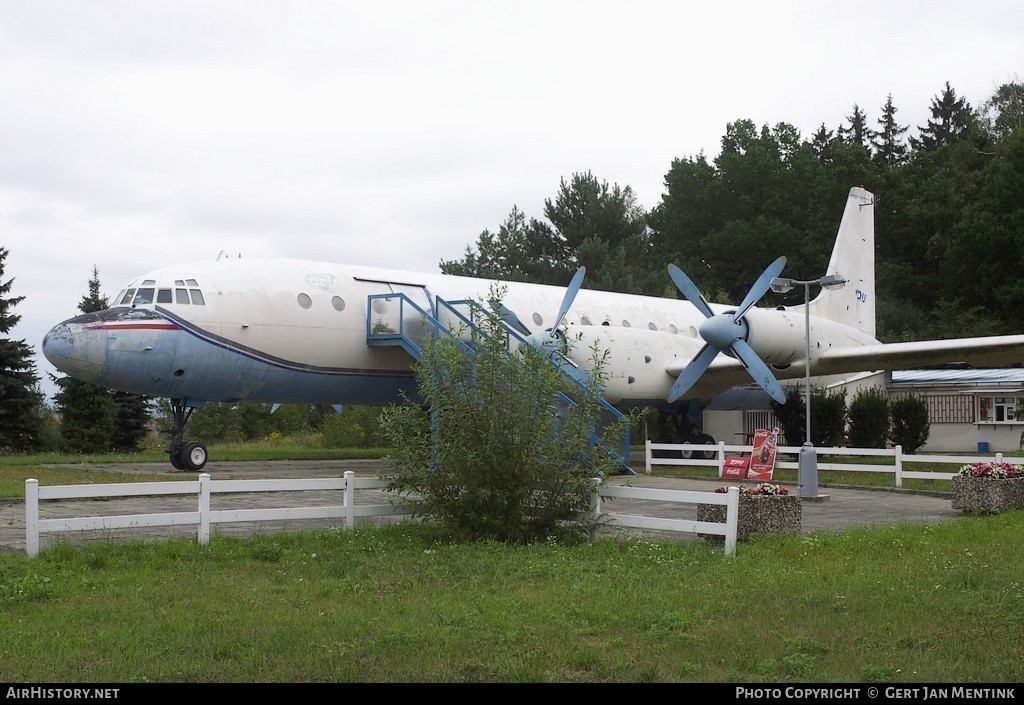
42, 186, 1024, 471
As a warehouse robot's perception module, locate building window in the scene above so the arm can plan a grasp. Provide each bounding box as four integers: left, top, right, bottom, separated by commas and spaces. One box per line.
925, 394, 975, 423
977, 396, 1018, 423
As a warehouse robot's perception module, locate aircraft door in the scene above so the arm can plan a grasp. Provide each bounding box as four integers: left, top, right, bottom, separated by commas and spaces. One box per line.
384, 282, 435, 351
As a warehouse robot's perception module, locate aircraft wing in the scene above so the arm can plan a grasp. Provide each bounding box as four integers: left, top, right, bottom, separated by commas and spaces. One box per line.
813, 335, 1024, 375
663, 334, 1024, 402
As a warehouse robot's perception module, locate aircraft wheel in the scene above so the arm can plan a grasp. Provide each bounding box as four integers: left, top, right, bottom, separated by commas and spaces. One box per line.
694, 433, 717, 460
169, 446, 185, 471
183, 441, 208, 471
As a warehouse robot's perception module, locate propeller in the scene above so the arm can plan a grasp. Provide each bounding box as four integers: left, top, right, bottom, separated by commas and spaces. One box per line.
504, 266, 589, 386
667, 257, 788, 404
522, 266, 586, 355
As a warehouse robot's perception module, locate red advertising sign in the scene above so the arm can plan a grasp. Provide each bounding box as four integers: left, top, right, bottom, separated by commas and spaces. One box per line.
748, 427, 780, 481
722, 455, 750, 479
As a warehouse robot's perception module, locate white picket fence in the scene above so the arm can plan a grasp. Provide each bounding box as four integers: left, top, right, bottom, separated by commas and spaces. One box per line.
24, 471, 743, 558
644, 439, 1007, 486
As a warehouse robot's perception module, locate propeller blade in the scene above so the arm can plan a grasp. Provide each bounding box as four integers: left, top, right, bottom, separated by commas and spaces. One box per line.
731, 340, 786, 402
667, 264, 714, 319
551, 266, 586, 331
734, 256, 787, 322
496, 303, 531, 336
667, 343, 719, 403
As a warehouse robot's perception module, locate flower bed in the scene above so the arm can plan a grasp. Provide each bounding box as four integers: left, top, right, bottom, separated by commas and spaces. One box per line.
951, 462, 1024, 514
697, 483, 802, 542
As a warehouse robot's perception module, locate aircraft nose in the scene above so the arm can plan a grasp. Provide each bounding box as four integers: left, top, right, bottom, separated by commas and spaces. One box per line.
42, 319, 106, 383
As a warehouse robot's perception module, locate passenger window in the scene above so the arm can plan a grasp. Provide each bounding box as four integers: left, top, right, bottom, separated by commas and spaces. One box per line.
332, 296, 345, 312
190, 289, 205, 305
156, 289, 173, 304
175, 288, 189, 304
133, 288, 155, 305
120, 289, 136, 305
297, 293, 312, 309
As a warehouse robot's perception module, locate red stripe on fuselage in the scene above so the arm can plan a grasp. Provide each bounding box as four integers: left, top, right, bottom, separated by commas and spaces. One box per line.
85, 323, 180, 331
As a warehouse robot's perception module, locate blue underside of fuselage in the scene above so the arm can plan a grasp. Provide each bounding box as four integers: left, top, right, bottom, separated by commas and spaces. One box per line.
93, 308, 422, 406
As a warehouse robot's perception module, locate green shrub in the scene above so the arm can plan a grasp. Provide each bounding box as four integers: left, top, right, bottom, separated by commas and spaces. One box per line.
771, 386, 847, 446
771, 387, 805, 446
890, 394, 930, 453
380, 288, 627, 545
847, 387, 891, 448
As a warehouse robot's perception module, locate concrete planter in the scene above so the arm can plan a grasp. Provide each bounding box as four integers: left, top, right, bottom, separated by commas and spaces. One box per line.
697, 493, 802, 542
951, 476, 1024, 514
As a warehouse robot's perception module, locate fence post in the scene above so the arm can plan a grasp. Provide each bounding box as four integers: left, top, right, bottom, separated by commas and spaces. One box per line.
894, 445, 903, 488
344, 471, 355, 527
723, 486, 739, 557
645, 439, 652, 474
589, 478, 602, 542
25, 478, 39, 558
198, 473, 211, 545
717, 441, 726, 477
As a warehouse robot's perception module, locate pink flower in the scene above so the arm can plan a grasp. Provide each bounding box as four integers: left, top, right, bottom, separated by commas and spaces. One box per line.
958, 462, 1023, 479
715, 483, 790, 495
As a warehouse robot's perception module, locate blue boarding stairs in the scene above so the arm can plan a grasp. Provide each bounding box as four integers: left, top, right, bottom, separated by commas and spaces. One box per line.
366, 292, 633, 475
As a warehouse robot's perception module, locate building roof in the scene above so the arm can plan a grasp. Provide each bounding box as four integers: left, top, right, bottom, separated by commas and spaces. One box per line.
889, 369, 1024, 390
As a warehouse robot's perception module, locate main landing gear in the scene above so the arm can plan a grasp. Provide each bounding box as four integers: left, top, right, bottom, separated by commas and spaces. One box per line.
652, 410, 717, 460
167, 398, 208, 472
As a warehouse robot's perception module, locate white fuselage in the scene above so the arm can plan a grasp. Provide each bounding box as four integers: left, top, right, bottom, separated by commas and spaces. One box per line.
41, 256, 875, 410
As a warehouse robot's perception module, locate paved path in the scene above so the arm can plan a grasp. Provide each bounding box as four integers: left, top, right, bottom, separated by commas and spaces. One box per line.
0, 460, 960, 555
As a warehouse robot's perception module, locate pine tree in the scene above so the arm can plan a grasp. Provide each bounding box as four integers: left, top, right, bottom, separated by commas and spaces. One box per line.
52, 266, 151, 453
810, 123, 836, 163
871, 94, 909, 168
910, 82, 974, 150
0, 246, 43, 450
838, 104, 874, 149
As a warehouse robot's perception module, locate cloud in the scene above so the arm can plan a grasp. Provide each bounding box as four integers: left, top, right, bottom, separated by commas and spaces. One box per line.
2, 0, 1022, 401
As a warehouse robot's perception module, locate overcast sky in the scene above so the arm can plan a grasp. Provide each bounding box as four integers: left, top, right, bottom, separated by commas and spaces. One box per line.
2, 0, 1022, 401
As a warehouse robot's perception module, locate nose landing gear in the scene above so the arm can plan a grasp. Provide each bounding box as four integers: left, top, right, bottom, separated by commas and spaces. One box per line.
167, 398, 208, 471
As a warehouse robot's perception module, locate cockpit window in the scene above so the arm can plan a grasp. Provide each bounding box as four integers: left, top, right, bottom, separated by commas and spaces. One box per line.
120, 289, 136, 305
186, 279, 198, 287
133, 288, 155, 305
175, 288, 189, 304
190, 289, 205, 305
156, 289, 172, 304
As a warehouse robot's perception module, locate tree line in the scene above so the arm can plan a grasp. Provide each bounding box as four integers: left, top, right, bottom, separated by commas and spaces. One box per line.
1, 78, 1021, 453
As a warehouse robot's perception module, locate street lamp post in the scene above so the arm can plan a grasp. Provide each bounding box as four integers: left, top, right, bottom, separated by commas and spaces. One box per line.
769, 273, 846, 498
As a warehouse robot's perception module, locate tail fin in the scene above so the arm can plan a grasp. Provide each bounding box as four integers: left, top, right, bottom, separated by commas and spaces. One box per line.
809, 187, 876, 338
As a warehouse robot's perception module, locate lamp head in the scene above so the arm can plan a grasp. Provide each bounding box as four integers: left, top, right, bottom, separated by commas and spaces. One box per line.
819, 273, 846, 290
770, 277, 794, 294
